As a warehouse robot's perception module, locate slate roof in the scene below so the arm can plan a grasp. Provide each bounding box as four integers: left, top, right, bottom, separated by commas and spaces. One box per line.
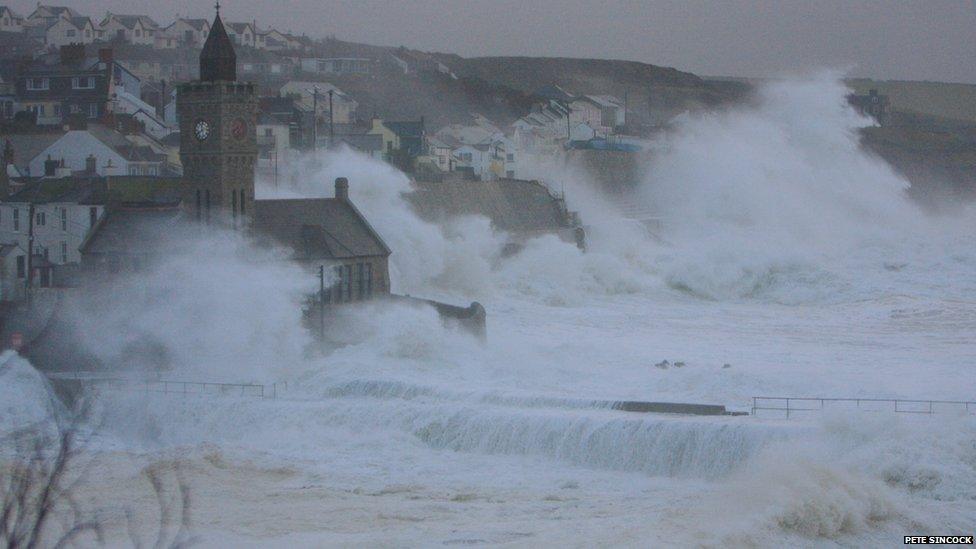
6, 177, 107, 204
104, 14, 159, 30
79, 206, 182, 256
0, 243, 24, 258
2, 133, 66, 176
199, 11, 236, 81
335, 134, 382, 153
251, 198, 390, 260
67, 16, 92, 29
384, 120, 424, 138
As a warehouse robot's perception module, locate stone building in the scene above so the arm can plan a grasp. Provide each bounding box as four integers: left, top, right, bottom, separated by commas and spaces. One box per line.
176, 10, 255, 228
81, 7, 392, 303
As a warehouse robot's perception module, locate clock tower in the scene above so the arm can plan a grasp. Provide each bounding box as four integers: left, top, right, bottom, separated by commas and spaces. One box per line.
177, 4, 256, 227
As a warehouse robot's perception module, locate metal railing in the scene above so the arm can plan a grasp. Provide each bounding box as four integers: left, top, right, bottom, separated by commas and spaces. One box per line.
52, 373, 285, 400
752, 396, 976, 418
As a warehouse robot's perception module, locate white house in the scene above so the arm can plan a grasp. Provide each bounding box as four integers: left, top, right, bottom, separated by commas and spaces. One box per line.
584, 94, 626, 129
25, 5, 77, 26
29, 127, 164, 177
427, 137, 453, 172
258, 29, 297, 51
163, 18, 209, 46
44, 16, 96, 47
99, 13, 159, 46
279, 81, 357, 124
0, 6, 24, 32
452, 144, 491, 180
0, 195, 104, 267
225, 22, 255, 48
300, 57, 371, 76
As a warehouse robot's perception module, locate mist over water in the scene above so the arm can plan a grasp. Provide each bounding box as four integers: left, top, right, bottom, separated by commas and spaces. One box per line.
4, 75, 975, 544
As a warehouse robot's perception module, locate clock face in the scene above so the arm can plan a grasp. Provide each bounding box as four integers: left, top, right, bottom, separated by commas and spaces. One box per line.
194, 120, 211, 141
231, 118, 247, 140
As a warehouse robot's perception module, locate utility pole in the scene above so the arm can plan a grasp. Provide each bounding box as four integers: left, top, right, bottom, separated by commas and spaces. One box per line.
309, 86, 320, 150
318, 265, 325, 340
25, 202, 34, 308
327, 89, 334, 148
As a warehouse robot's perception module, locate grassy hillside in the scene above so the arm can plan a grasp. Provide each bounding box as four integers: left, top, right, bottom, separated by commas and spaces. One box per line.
444, 56, 749, 125
847, 79, 976, 124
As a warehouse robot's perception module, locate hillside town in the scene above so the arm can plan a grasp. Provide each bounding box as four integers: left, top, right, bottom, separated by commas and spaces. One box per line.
0, 4, 647, 304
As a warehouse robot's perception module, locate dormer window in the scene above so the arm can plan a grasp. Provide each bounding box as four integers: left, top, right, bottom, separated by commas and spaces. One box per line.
72, 76, 95, 89
26, 77, 49, 90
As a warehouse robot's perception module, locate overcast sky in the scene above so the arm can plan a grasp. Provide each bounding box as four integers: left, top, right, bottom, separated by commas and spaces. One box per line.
11, 0, 976, 83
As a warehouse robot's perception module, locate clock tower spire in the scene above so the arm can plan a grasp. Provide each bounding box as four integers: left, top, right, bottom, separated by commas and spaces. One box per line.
177, 4, 256, 227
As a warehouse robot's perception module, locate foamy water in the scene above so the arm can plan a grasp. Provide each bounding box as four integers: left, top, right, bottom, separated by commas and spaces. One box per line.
3, 74, 975, 546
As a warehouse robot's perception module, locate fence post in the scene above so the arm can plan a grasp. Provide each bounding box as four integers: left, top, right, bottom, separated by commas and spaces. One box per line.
786, 398, 790, 419
752, 396, 756, 416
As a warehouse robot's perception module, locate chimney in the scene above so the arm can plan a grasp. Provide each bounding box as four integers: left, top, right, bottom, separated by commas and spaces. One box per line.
44, 155, 58, 177
0, 140, 11, 198
334, 177, 349, 201
98, 48, 113, 64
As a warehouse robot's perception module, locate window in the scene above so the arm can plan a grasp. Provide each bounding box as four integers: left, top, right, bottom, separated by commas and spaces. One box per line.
506, 170, 515, 178
27, 78, 49, 90
134, 29, 141, 37
264, 128, 272, 137
13, 209, 19, 231
506, 153, 514, 162
60, 208, 66, 231
53, 104, 61, 116
88, 103, 97, 118
343, 264, 352, 301
36, 212, 45, 226
364, 263, 372, 298
357, 263, 365, 300
85, 29, 90, 37
16, 255, 24, 278
60, 241, 67, 263
332, 266, 343, 303
70, 104, 81, 114
72, 76, 94, 89
65, 29, 75, 37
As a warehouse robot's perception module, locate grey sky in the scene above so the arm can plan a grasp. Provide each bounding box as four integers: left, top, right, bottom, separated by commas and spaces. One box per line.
11, 0, 976, 83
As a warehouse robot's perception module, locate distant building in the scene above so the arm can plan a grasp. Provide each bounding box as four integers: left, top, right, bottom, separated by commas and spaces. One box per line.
15, 46, 139, 125
0, 178, 106, 265
848, 89, 890, 125
368, 117, 426, 169
279, 80, 357, 124
98, 13, 160, 46
224, 21, 255, 48
28, 125, 167, 177
0, 6, 24, 33
162, 18, 210, 47
82, 7, 393, 305
300, 57, 371, 76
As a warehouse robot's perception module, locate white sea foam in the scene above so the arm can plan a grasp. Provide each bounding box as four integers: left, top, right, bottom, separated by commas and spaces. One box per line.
10, 73, 975, 545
